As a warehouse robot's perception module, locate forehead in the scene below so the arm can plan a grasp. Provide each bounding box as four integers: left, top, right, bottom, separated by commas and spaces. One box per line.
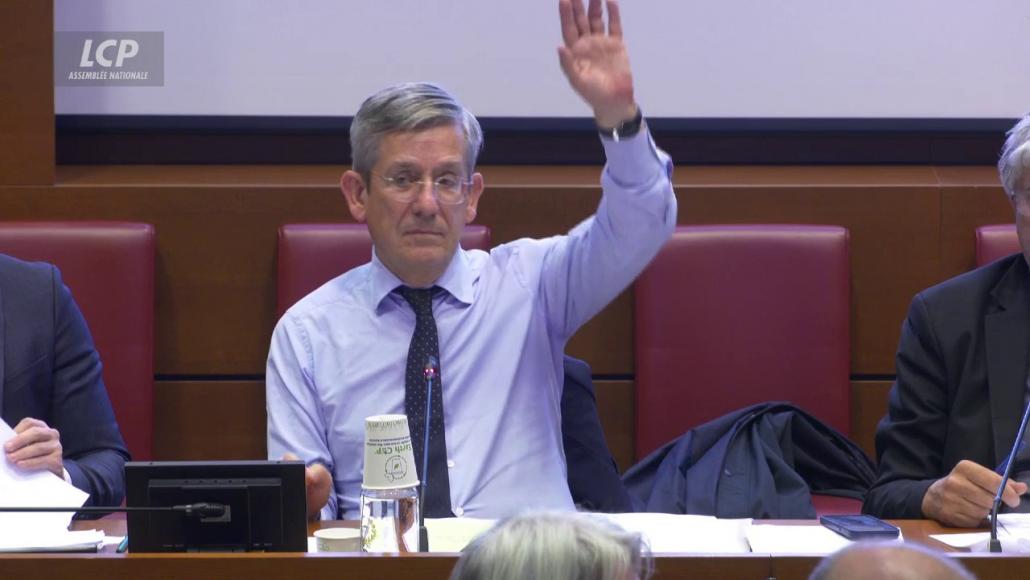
375, 124, 467, 169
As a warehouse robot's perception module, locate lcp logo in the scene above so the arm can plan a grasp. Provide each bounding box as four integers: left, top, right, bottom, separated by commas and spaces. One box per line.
79, 38, 140, 68
55, 31, 164, 86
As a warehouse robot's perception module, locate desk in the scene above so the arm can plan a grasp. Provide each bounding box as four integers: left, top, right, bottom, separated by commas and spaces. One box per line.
0, 519, 1027, 579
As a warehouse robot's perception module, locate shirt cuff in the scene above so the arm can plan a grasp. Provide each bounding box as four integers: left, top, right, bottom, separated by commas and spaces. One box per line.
600, 123, 670, 186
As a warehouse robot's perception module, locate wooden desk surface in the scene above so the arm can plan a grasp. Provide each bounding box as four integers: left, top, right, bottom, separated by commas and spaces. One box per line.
0, 518, 1024, 580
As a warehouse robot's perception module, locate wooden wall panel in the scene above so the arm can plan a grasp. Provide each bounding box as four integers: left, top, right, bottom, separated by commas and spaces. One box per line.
0, 184, 346, 374
0, 0, 53, 184
677, 178, 940, 375
938, 168, 1012, 279
153, 380, 266, 461
0, 164, 1007, 462
851, 380, 893, 461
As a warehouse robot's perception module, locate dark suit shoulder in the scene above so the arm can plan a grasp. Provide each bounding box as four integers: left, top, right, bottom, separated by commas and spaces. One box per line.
916, 254, 1025, 316
0, 254, 59, 324
0, 253, 55, 293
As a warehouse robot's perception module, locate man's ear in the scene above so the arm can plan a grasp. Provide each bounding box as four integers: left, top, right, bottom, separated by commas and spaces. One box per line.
341, 170, 368, 222
465, 172, 485, 223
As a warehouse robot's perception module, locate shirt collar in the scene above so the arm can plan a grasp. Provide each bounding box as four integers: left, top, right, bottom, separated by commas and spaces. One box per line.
368, 245, 476, 312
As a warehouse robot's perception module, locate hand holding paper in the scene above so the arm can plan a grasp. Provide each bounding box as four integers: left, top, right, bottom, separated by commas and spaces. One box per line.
4, 417, 65, 478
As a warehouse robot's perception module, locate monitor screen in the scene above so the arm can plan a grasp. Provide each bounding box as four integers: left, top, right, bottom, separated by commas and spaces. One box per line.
125, 460, 307, 552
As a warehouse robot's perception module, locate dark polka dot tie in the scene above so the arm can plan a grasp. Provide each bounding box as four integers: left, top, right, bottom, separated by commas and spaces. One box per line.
398, 286, 453, 518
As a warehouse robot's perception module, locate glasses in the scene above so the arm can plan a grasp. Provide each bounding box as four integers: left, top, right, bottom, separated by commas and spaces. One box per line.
372, 172, 471, 205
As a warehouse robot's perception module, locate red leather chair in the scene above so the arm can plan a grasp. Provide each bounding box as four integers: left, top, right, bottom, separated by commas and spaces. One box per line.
635, 225, 855, 514
975, 224, 1020, 267
277, 223, 491, 317
0, 222, 155, 460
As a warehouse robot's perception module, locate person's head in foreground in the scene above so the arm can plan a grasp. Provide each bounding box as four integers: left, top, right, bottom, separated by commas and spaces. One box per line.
999, 112, 1030, 263
449, 511, 652, 580
808, 541, 975, 580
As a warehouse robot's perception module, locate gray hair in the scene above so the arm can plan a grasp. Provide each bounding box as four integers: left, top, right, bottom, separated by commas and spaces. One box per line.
450, 511, 652, 580
349, 82, 484, 177
998, 113, 1030, 198
809, 541, 975, 580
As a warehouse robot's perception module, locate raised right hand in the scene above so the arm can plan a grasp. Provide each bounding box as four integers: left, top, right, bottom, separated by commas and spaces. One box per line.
283, 452, 333, 521
922, 459, 1027, 527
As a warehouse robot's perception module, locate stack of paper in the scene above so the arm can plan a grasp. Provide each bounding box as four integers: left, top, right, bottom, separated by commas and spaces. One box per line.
0, 419, 102, 552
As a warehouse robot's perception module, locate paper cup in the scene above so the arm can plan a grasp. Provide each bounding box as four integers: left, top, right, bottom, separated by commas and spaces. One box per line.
362, 414, 420, 489
314, 527, 361, 552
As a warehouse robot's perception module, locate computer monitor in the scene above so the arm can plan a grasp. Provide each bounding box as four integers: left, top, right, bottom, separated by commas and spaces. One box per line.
125, 460, 307, 552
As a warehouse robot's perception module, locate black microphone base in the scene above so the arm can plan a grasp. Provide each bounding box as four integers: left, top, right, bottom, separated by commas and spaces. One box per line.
990, 538, 1003, 553
419, 525, 429, 552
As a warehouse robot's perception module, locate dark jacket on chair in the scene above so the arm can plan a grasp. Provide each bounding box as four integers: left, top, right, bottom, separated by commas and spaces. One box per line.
623, 402, 875, 518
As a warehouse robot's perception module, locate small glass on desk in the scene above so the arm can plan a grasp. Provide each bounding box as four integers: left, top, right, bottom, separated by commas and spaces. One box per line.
360, 486, 420, 552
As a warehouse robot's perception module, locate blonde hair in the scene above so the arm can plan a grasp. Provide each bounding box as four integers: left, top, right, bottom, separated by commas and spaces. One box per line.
450, 511, 651, 580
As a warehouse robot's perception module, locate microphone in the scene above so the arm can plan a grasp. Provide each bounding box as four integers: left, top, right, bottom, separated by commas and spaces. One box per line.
418, 354, 438, 553
990, 397, 1030, 552
0, 502, 228, 518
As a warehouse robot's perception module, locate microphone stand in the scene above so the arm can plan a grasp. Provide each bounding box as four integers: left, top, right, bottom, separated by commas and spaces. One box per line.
418, 355, 438, 553
990, 398, 1030, 552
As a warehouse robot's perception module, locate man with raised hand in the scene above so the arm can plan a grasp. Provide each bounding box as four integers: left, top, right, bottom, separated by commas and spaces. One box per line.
267, 0, 675, 521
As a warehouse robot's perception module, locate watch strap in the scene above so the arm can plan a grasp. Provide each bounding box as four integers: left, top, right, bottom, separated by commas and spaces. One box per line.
598, 106, 643, 142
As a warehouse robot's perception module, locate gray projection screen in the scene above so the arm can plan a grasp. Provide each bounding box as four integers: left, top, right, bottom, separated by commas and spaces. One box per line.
55, 0, 1030, 120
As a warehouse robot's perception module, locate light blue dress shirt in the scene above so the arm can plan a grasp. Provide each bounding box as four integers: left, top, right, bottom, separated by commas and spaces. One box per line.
266, 128, 676, 520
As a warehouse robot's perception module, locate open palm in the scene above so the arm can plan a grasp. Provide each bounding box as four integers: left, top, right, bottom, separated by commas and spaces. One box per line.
558, 0, 636, 127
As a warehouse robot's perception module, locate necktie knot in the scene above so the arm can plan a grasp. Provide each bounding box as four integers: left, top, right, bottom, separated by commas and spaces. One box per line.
398, 286, 437, 317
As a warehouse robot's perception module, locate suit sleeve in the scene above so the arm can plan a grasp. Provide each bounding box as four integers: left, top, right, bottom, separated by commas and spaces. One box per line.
48, 267, 130, 508
863, 293, 948, 518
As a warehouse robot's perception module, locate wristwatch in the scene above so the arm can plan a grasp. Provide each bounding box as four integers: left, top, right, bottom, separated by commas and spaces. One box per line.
597, 106, 643, 142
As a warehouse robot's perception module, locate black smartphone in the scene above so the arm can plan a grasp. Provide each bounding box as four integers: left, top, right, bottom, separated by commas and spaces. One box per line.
819, 515, 900, 540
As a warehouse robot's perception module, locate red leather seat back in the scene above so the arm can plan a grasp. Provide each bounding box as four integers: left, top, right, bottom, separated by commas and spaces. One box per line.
976, 224, 1020, 267
634, 225, 851, 458
0, 222, 155, 460
277, 224, 491, 317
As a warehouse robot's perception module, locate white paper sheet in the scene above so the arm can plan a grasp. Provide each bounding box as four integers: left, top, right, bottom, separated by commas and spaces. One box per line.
604, 513, 752, 553
425, 517, 497, 553
0, 530, 104, 553
745, 524, 905, 554
0, 418, 90, 540
930, 514, 1030, 553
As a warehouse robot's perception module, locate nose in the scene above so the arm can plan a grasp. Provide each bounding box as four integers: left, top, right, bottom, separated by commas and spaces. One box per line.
410, 180, 440, 216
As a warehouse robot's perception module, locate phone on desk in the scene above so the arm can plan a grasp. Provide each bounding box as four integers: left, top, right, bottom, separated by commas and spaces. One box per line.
819, 515, 900, 540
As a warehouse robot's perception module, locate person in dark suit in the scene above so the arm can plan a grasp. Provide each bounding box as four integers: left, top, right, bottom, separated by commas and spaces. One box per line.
561, 355, 634, 513
864, 113, 1030, 526
0, 254, 129, 507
